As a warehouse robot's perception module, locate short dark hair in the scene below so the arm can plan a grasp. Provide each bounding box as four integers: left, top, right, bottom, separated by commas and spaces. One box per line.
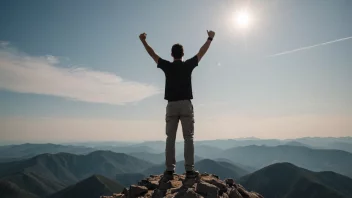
171, 44, 184, 59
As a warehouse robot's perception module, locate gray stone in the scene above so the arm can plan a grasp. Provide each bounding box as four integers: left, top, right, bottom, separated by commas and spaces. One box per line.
207, 179, 227, 193
129, 185, 148, 197
122, 188, 129, 196
175, 188, 201, 198
225, 178, 235, 187
229, 188, 243, 198
151, 189, 166, 198
111, 194, 125, 198
237, 186, 250, 198
158, 181, 172, 190
222, 193, 229, 198
247, 192, 261, 198
183, 178, 197, 188
170, 186, 185, 194
255, 193, 264, 198
196, 181, 219, 198
139, 179, 159, 190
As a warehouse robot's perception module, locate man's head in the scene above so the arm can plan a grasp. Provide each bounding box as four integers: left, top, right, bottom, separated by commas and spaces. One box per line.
171, 44, 184, 60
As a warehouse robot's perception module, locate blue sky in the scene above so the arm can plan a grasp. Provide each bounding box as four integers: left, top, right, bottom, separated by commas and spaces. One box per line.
0, 0, 351, 142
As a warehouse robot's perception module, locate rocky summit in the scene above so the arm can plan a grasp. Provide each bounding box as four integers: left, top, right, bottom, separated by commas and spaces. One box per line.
101, 173, 263, 198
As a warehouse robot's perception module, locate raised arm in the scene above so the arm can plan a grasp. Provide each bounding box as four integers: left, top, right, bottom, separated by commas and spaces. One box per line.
197, 30, 215, 62
139, 33, 160, 64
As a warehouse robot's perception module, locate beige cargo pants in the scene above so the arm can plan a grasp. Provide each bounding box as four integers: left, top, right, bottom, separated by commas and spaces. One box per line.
165, 100, 194, 172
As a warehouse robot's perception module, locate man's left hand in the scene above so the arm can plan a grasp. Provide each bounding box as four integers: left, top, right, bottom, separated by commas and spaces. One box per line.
139, 33, 147, 41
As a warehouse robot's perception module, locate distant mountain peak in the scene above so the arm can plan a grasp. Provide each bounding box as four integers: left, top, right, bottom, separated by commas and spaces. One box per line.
240, 162, 352, 198
50, 175, 124, 198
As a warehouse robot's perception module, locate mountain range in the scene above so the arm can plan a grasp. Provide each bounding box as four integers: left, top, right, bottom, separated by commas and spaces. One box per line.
1, 138, 352, 197
0, 151, 151, 197
240, 162, 352, 198
221, 145, 352, 178
2, 137, 352, 161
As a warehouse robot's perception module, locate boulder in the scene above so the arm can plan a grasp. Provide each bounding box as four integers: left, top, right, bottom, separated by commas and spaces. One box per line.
196, 181, 219, 198
207, 179, 227, 194
225, 178, 235, 187
222, 193, 229, 198
100, 173, 263, 198
129, 185, 148, 197
229, 188, 243, 198
183, 177, 197, 188
175, 188, 202, 198
151, 189, 166, 198
138, 179, 159, 190
122, 188, 129, 196
237, 185, 253, 198
113, 194, 125, 198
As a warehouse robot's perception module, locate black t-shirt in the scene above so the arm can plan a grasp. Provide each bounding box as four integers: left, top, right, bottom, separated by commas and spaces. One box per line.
157, 56, 198, 101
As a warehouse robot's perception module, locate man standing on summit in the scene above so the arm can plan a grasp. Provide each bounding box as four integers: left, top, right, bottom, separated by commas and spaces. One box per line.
139, 30, 215, 179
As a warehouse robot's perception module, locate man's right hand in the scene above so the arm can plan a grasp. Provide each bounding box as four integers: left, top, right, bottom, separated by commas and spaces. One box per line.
207, 30, 215, 38
197, 30, 215, 62
139, 33, 147, 41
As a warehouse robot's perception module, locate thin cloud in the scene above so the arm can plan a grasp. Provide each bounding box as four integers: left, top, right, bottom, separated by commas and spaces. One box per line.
268, 36, 352, 57
0, 47, 160, 105
0, 41, 10, 48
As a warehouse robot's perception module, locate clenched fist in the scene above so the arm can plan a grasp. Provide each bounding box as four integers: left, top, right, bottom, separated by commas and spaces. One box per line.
207, 30, 215, 38
139, 33, 147, 41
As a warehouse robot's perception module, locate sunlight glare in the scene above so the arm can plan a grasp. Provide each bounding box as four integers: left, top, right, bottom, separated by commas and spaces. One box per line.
234, 9, 251, 29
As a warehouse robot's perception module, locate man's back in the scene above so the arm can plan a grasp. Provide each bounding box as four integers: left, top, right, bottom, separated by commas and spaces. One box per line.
157, 56, 198, 101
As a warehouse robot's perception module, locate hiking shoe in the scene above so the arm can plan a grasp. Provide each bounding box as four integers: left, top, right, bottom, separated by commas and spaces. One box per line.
162, 170, 174, 181
186, 170, 200, 179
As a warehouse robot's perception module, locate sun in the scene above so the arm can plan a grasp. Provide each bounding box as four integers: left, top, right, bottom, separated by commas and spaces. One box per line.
234, 9, 251, 28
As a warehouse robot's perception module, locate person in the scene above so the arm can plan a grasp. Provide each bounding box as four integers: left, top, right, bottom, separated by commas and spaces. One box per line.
139, 30, 215, 179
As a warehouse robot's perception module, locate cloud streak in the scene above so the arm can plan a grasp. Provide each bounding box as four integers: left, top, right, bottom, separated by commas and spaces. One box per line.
0, 47, 160, 105
0, 41, 10, 48
268, 36, 352, 57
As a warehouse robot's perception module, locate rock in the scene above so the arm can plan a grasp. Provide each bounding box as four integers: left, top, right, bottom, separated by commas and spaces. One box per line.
237, 186, 251, 198
229, 188, 243, 198
247, 192, 262, 198
103, 173, 262, 198
207, 179, 227, 194
183, 177, 197, 188
139, 179, 159, 190
173, 188, 186, 198
225, 178, 235, 187
149, 181, 159, 190
255, 193, 264, 198
175, 188, 201, 198
129, 185, 148, 197
113, 194, 125, 198
159, 180, 172, 190
196, 181, 219, 198
151, 189, 166, 198
222, 193, 229, 198
159, 180, 181, 191
185, 188, 202, 198
122, 188, 129, 196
